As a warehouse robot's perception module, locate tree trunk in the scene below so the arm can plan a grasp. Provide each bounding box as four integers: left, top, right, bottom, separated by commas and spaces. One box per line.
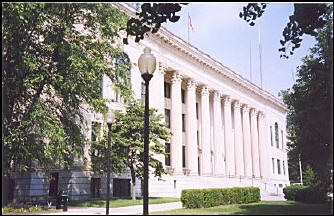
130, 165, 136, 200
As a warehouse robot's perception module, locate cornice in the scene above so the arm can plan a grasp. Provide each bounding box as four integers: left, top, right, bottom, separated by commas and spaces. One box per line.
114, 3, 288, 113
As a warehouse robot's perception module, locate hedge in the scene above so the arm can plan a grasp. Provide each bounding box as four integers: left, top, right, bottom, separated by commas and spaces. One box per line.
180, 187, 260, 208
283, 184, 327, 203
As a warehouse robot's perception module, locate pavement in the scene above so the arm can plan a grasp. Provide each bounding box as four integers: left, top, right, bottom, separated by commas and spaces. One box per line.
44, 201, 183, 215
44, 194, 285, 215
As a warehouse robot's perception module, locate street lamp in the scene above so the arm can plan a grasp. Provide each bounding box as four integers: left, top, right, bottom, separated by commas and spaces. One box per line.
106, 111, 114, 215
138, 47, 156, 215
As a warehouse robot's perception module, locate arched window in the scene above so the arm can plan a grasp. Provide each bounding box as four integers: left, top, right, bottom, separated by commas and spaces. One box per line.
114, 53, 131, 102
275, 122, 279, 148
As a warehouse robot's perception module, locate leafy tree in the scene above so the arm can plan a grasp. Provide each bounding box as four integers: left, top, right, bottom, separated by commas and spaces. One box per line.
123, 3, 331, 59
2, 3, 131, 178
281, 5, 332, 195
90, 101, 171, 200
303, 165, 320, 186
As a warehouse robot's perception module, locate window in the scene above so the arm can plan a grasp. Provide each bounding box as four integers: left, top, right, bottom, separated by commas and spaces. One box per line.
196, 103, 199, 119
283, 161, 286, 175
281, 130, 284, 149
197, 131, 199, 146
181, 89, 185, 104
91, 122, 101, 142
165, 109, 170, 128
270, 126, 273, 146
182, 114, 186, 132
275, 122, 279, 148
182, 146, 186, 168
277, 159, 281, 174
165, 143, 171, 166
164, 82, 171, 98
272, 158, 275, 174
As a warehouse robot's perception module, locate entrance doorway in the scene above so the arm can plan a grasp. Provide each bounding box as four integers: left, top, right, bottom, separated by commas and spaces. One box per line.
112, 178, 130, 198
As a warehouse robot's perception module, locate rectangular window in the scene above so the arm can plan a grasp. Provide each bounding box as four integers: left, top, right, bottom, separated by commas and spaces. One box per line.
272, 158, 275, 174
197, 131, 199, 146
164, 82, 171, 98
196, 103, 199, 119
283, 161, 286, 175
182, 114, 186, 132
165, 143, 171, 166
91, 122, 101, 142
182, 146, 186, 168
277, 159, 281, 174
270, 126, 273, 146
165, 109, 170, 128
181, 89, 185, 104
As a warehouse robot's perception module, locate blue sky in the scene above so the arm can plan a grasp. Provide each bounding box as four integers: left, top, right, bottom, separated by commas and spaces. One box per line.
162, 3, 317, 98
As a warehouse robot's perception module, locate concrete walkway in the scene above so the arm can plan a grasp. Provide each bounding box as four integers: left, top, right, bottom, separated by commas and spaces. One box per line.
44, 202, 183, 215
44, 194, 285, 215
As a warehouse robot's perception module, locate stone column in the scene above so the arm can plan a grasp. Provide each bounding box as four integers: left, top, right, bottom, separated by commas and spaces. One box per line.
200, 85, 211, 176
186, 79, 198, 176
258, 112, 268, 179
170, 72, 183, 175
150, 62, 167, 164
242, 105, 252, 177
233, 101, 244, 177
223, 96, 235, 176
250, 108, 260, 177
213, 91, 225, 176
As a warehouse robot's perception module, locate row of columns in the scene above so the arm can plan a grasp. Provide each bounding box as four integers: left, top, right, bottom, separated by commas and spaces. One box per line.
167, 70, 268, 179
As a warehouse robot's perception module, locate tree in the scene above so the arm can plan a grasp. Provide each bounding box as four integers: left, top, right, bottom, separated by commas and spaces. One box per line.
2, 3, 131, 178
90, 101, 171, 200
281, 5, 332, 194
123, 3, 331, 59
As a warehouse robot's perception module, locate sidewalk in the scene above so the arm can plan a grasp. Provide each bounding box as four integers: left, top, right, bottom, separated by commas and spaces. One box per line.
45, 194, 285, 215
44, 201, 183, 215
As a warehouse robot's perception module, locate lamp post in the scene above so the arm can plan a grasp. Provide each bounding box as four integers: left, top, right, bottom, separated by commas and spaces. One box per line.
138, 47, 156, 215
106, 111, 114, 215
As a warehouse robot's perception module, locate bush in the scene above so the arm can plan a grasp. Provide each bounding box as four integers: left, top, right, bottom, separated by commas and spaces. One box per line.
181, 187, 260, 209
283, 184, 307, 200
283, 184, 327, 203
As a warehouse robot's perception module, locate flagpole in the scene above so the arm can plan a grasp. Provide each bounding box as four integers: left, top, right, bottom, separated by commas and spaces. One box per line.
187, 12, 190, 44
250, 40, 252, 82
258, 20, 263, 88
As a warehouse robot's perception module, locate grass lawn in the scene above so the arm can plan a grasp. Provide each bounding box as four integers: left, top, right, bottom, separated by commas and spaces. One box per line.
151, 201, 333, 215
69, 197, 180, 208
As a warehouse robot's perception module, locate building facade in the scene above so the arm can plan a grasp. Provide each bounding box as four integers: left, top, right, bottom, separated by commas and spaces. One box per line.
11, 3, 290, 203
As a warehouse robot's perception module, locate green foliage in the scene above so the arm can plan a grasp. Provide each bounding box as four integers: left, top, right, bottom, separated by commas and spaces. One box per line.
89, 100, 171, 199
283, 184, 308, 201
282, 5, 332, 194
2, 3, 131, 176
303, 165, 320, 186
284, 184, 327, 203
181, 187, 260, 209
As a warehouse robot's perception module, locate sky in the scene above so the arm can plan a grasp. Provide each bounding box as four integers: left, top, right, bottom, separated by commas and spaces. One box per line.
162, 2, 318, 98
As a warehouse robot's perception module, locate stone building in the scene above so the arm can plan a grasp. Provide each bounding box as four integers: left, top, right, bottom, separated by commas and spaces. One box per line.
12, 3, 290, 202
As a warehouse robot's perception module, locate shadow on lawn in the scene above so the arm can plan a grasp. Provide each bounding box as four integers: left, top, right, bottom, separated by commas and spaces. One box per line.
236, 201, 333, 215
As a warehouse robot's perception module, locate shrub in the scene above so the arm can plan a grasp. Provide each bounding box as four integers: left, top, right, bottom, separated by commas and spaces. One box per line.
181, 187, 260, 209
283, 184, 327, 203
283, 184, 307, 200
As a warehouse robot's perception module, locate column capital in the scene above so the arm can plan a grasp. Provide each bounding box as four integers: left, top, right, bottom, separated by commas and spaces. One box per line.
171, 71, 182, 84
158, 62, 167, 75
223, 96, 231, 106
213, 91, 222, 102
242, 104, 250, 113
232, 100, 240, 109
250, 108, 257, 117
200, 85, 209, 96
186, 79, 197, 90
257, 111, 265, 119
